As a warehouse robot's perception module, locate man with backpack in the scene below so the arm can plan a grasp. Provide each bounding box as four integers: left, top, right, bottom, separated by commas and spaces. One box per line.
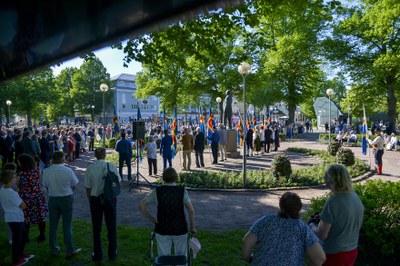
84, 147, 121, 262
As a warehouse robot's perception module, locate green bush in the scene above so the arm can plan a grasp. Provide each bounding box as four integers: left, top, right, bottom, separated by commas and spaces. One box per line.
336, 147, 355, 166
271, 154, 292, 179
327, 142, 342, 156
107, 138, 117, 148
304, 180, 400, 265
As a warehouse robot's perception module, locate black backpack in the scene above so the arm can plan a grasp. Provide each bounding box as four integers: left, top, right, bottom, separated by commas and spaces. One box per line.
103, 163, 121, 201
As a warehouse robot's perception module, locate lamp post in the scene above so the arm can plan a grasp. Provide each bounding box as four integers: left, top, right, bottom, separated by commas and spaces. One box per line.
6, 100, 12, 126
100, 83, 109, 147
326, 88, 334, 145
238, 62, 251, 187
91, 105, 95, 122
216, 97, 222, 124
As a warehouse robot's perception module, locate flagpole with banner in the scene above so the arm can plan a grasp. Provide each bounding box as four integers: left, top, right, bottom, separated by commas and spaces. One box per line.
171, 107, 177, 159
113, 105, 120, 139
362, 105, 372, 169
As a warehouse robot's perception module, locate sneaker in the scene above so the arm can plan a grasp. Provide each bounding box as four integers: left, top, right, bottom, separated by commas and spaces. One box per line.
12, 258, 28, 266
66, 248, 82, 259
21, 253, 35, 260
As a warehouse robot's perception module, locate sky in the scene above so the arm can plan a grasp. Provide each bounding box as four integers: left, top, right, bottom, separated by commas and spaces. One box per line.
51, 42, 143, 78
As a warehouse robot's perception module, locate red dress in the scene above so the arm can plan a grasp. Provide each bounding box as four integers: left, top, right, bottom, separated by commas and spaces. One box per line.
18, 168, 48, 224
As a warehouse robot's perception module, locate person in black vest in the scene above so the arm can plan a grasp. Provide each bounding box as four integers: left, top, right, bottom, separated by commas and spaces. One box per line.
246, 126, 254, 156
73, 128, 82, 159
87, 127, 95, 151
138, 167, 196, 258
193, 127, 205, 168
39, 130, 52, 168
115, 132, 132, 181
264, 125, 273, 153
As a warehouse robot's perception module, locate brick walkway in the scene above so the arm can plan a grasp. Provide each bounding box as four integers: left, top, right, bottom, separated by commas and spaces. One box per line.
67, 132, 400, 231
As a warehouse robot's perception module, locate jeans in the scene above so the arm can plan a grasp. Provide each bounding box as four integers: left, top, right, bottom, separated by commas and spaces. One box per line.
90, 196, 117, 260
48, 195, 75, 255
118, 152, 132, 180
163, 154, 172, 170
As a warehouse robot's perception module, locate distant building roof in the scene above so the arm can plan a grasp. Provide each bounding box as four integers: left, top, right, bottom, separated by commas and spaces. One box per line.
111, 73, 136, 81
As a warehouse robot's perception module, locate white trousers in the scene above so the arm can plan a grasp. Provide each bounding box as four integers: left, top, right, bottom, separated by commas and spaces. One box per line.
219, 144, 226, 160
156, 233, 187, 257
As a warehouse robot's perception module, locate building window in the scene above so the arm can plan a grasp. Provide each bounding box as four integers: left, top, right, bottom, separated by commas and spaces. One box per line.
151, 105, 157, 110
143, 104, 149, 110
122, 93, 126, 104
122, 104, 126, 109
133, 104, 138, 110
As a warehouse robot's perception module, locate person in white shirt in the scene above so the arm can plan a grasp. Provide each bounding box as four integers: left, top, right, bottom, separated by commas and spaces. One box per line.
387, 133, 398, 151
144, 136, 158, 176
42, 151, 80, 258
85, 147, 121, 261
0, 170, 34, 266
367, 128, 385, 174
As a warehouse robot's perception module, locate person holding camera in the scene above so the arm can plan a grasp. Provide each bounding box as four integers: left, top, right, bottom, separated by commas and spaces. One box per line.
309, 164, 364, 266
243, 192, 325, 265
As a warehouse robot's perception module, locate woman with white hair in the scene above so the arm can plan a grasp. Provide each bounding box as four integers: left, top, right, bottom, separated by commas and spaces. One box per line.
310, 164, 364, 266
386, 133, 398, 151
144, 136, 158, 176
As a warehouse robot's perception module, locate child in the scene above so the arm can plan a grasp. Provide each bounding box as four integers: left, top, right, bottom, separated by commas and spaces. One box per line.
2, 162, 18, 246
0, 170, 34, 266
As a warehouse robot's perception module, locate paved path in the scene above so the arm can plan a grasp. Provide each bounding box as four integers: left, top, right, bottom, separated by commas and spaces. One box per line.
68, 132, 400, 231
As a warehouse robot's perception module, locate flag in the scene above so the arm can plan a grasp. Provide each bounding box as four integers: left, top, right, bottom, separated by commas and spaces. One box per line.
171, 107, 177, 159
237, 116, 244, 145
138, 139, 143, 163
262, 114, 265, 127
207, 108, 215, 142
113, 105, 120, 138
163, 107, 168, 130
265, 115, 271, 125
252, 113, 257, 126
199, 107, 205, 133
362, 105, 368, 155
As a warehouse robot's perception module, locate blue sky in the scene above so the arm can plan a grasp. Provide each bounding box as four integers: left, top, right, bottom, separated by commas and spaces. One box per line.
51, 43, 142, 78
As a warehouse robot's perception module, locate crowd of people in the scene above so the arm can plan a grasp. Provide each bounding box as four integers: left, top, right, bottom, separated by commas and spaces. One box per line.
0, 119, 380, 265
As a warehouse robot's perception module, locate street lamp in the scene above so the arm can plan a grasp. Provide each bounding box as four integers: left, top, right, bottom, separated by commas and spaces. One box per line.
326, 88, 334, 145
91, 105, 95, 122
6, 100, 12, 126
100, 83, 109, 147
216, 97, 222, 124
238, 62, 251, 187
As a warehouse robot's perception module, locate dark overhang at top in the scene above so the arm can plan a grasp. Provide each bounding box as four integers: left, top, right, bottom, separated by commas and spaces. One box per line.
0, 0, 240, 83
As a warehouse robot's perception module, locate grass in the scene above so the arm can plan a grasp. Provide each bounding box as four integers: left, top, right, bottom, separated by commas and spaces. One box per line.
0, 220, 247, 266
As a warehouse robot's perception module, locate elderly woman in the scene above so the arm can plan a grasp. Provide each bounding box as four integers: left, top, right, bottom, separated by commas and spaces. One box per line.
310, 164, 364, 266
138, 168, 196, 258
144, 135, 158, 176
243, 192, 325, 265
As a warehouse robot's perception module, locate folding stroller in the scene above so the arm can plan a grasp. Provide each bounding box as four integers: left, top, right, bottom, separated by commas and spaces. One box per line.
150, 232, 194, 266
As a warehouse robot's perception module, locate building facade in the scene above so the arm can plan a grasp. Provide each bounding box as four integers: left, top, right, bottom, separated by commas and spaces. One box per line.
111, 73, 160, 123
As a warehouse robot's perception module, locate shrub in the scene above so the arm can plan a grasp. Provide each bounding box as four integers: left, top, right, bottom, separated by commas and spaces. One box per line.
327, 142, 341, 156
271, 154, 292, 179
107, 138, 117, 148
336, 147, 355, 166
304, 180, 400, 265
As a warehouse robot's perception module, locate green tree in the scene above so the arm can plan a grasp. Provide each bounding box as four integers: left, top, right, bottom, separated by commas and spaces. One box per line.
6, 69, 56, 126
47, 67, 77, 122
324, 0, 400, 132
70, 57, 110, 116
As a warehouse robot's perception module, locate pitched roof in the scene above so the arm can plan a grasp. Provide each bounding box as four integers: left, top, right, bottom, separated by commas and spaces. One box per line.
111, 73, 136, 81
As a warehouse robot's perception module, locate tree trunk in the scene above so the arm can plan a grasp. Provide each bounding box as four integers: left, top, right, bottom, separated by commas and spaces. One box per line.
386, 75, 397, 134
288, 103, 296, 125
27, 109, 32, 128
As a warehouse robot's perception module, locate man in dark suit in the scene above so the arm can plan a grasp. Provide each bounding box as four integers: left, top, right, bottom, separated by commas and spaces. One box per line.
73, 128, 82, 159
264, 125, 273, 153
5, 130, 14, 163
0, 130, 10, 165
160, 129, 173, 170
193, 127, 205, 168
20, 131, 38, 159
115, 132, 132, 180
39, 130, 52, 168
87, 127, 95, 151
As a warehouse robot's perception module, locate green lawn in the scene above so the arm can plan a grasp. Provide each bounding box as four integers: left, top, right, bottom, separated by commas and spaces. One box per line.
0, 220, 247, 265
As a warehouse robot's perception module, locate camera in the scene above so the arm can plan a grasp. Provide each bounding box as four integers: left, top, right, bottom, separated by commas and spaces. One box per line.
308, 211, 320, 225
